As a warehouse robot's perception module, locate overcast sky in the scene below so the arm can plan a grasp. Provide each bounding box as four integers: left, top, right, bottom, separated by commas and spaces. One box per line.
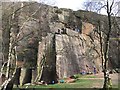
52, 0, 86, 11
10, 0, 107, 14
9, 0, 86, 10
8, 0, 120, 16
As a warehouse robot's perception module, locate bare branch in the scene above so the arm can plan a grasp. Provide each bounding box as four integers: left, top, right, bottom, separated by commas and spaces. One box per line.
6, 2, 36, 19
17, 4, 43, 39
113, 9, 120, 16
110, 0, 114, 13
97, 5, 107, 13
107, 0, 109, 14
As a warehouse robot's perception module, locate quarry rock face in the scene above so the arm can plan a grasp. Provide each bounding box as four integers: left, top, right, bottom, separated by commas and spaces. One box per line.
38, 30, 101, 80
1, 2, 119, 83
37, 33, 57, 83
55, 34, 88, 78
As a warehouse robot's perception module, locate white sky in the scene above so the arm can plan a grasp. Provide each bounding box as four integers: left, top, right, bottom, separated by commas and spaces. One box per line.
53, 0, 86, 11
8, 0, 120, 16
9, 0, 86, 11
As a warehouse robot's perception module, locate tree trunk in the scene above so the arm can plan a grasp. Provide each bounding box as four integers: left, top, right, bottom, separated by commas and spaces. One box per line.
1, 67, 21, 90
0, 62, 7, 85
5, 42, 12, 79
103, 69, 109, 89
103, 0, 112, 89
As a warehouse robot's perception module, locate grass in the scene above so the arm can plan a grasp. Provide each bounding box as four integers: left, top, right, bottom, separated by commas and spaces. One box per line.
16, 78, 103, 89
112, 82, 120, 88
74, 74, 97, 79
14, 74, 119, 89
112, 85, 119, 88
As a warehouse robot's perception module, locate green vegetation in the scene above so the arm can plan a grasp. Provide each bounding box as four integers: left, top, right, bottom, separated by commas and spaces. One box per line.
74, 74, 97, 79
14, 74, 119, 89
112, 82, 120, 88
15, 78, 102, 89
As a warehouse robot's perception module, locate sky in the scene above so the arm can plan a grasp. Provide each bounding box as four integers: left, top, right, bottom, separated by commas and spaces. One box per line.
52, 0, 85, 11
9, 0, 86, 11
8, 0, 120, 16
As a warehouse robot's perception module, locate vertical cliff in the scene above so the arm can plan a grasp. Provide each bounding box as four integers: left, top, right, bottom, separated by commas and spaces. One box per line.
1, 2, 119, 84
55, 33, 101, 78
37, 33, 57, 83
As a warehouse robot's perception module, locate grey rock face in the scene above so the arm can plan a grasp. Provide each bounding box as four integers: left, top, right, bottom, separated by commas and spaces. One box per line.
37, 30, 101, 80
55, 31, 101, 78
1, 2, 119, 83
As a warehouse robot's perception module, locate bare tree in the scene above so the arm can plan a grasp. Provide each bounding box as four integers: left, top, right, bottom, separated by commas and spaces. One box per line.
83, 0, 103, 13
83, 0, 119, 89
0, 1, 53, 89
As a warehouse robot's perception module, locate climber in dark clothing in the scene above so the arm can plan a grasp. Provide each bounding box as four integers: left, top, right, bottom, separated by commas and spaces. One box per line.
58, 29, 60, 34
93, 66, 96, 74
61, 28, 67, 34
75, 26, 81, 33
55, 29, 61, 34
